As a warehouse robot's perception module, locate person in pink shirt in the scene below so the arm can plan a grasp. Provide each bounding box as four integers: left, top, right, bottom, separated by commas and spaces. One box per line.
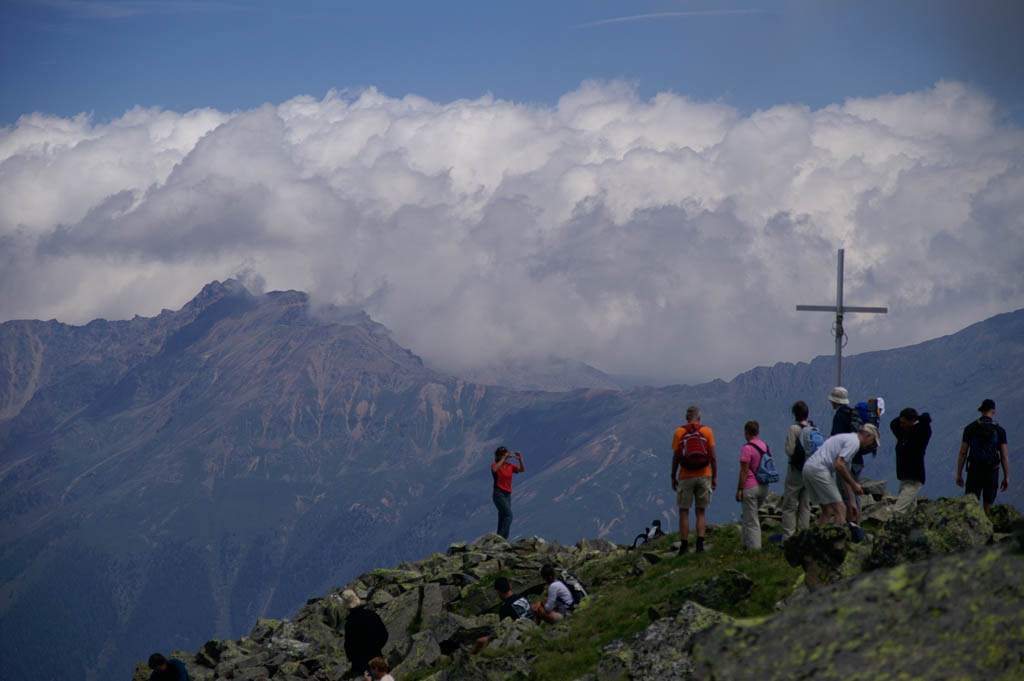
491, 446, 525, 539
735, 421, 769, 550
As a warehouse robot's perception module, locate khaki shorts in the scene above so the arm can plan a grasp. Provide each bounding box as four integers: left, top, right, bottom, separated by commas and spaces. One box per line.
676, 476, 713, 510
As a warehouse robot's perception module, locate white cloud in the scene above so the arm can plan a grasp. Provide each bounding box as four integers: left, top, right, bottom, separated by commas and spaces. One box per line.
1, 81, 1022, 383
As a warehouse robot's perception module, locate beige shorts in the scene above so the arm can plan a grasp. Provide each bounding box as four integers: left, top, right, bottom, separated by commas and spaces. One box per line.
676, 476, 713, 510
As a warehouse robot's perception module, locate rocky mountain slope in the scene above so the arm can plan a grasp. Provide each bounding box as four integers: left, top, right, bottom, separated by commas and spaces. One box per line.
0, 282, 1021, 681
131, 496, 1024, 681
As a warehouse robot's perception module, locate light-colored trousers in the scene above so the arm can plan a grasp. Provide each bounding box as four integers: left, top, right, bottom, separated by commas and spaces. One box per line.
741, 484, 768, 550
781, 465, 810, 539
893, 479, 923, 515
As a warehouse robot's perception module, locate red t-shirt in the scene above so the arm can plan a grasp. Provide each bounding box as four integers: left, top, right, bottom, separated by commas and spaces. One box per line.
491, 462, 521, 492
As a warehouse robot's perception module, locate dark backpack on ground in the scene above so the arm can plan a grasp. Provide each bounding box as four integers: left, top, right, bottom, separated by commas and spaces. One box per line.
677, 423, 711, 469
969, 419, 1002, 468
631, 519, 665, 548
746, 441, 780, 484
560, 570, 588, 610
793, 423, 825, 471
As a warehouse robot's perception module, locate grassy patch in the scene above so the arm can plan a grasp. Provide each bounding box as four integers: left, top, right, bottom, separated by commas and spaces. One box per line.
527, 526, 800, 681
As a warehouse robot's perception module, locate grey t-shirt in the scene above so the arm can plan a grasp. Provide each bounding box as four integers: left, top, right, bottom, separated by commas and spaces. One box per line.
805, 433, 860, 472
545, 580, 573, 614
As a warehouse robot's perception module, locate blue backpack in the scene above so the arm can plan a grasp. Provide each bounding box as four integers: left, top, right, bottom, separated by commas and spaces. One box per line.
795, 424, 826, 470
747, 441, 780, 484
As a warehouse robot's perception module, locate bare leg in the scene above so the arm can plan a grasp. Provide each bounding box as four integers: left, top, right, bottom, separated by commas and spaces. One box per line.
679, 508, 690, 542
695, 507, 707, 538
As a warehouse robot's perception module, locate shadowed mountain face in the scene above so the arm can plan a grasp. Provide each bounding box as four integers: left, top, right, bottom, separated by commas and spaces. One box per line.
0, 282, 1021, 681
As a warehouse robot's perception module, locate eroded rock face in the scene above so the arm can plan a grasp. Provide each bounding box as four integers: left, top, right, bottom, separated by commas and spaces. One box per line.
867, 496, 993, 569
597, 601, 732, 681
689, 544, 1024, 681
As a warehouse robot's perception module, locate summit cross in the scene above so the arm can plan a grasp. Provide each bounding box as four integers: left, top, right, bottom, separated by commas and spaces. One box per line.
796, 248, 887, 386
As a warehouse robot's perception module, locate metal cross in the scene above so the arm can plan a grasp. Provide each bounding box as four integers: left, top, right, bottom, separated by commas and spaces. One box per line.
796, 249, 887, 386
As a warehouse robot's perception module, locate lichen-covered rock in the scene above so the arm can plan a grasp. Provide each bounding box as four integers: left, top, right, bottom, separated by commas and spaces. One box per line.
674, 569, 753, 610
783, 525, 850, 590
859, 478, 887, 498
989, 504, 1023, 533
689, 544, 1024, 681
867, 496, 993, 569
597, 601, 732, 681
485, 616, 537, 649
391, 631, 442, 679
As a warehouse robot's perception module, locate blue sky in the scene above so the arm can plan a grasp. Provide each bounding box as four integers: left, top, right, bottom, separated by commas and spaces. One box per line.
3, 0, 1023, 125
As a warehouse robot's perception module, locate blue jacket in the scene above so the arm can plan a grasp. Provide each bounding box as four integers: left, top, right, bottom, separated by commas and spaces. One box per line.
150, 659, 190, 681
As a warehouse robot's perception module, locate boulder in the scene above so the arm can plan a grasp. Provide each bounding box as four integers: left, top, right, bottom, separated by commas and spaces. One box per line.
783, 525, 850, 590
867, 496, 993, 569
470, 533, 512, 553
862, 501, 894, 523
485, 616, 537, 649
597, 601, 732, 681
689, 544, 1024, 681
859, 478, 887, 498
446, 541, 469, 555
391, 631, 442, 680
989, 504, 1023, 533
674, 570, 754, 610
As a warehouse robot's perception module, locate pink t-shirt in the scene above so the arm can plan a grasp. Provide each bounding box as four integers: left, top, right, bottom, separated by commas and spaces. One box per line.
739, 439, 767, 489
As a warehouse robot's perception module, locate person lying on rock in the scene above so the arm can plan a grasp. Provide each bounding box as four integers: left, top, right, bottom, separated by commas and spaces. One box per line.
364, 656, 394, 681
473, 576, 535, 652
147, 653, 190, 681
531, 564, 573, 624
342, 589, 389, 679
801, 425, 879, 526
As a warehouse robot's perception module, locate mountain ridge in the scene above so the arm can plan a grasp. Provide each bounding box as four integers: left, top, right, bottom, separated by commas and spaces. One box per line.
0, 283, 1021, 681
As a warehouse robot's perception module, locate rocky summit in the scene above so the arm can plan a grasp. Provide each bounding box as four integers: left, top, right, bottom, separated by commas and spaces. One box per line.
133, 496, 1024, 681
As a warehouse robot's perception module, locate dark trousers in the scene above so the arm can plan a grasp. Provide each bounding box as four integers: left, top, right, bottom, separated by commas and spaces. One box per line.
493, 489, 513, 538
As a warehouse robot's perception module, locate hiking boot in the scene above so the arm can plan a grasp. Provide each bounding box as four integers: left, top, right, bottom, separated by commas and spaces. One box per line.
677, 540, 688, 555
695, 537, 705, 553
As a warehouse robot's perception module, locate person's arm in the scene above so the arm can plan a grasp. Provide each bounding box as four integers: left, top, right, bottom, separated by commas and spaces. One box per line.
671, 449, 680, 491
785, 425, 799, 457
544, 586, 556, 614
889, 416, 901, 439
709, 444, 718, 490
736, 460, 749, 502
956, 442, 969, 487
514, 451, 525, 473
834, 456, 862, 496
1000, 444, 1010, 491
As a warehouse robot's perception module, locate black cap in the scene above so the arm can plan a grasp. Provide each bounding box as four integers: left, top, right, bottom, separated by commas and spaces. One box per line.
978, 398, 996, 412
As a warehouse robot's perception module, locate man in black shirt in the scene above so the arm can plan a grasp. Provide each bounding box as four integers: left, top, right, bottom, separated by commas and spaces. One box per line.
889, 407, 932, 514
494, 577, 531, 621
956, 399, 1010, 516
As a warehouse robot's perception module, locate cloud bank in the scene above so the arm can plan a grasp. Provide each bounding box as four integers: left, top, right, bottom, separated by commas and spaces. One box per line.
2, 81, 1022, 382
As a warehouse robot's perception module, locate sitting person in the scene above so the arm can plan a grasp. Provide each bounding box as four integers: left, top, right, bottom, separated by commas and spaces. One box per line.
531, 564, 573, 624
473, 576, 535, 652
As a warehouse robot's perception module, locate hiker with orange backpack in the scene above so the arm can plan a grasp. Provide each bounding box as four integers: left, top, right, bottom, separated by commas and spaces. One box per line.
671, 405, 717, 555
